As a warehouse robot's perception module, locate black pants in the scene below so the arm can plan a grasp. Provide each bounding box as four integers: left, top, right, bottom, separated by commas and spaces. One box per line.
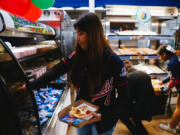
120, 116, 148, 135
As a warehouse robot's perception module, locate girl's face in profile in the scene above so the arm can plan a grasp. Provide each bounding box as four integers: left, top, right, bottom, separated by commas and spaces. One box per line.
158, 53, 168, 61
76, 29, 88, 50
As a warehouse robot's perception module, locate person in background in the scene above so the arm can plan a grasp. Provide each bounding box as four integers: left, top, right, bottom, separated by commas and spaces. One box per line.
29, 13, 129, 135
157, 45, 180, 134
121, 60, 156, 135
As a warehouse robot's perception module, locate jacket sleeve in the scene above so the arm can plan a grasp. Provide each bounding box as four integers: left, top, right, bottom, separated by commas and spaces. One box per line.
167, 63, 180, 89
113, 65, 129, 107
162, 76, 170, 84
29, 51, 75, 90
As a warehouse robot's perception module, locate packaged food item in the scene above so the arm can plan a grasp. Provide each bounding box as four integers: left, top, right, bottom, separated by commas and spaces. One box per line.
151, 79, 168, 95
69, 104, 94, 120
58, 100, 99, 128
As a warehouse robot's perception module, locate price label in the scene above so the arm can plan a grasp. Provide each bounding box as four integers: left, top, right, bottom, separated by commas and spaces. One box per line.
131, 56, 138, 59
138, 36, 145, 40
139, 56, 144, 59
131, 36, 138, 40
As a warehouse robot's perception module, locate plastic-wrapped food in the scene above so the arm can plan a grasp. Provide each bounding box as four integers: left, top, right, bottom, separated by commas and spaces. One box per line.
40, 117, 49, 125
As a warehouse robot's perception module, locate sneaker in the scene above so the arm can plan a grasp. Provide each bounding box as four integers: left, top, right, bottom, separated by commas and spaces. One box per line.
160, 123, 177, 134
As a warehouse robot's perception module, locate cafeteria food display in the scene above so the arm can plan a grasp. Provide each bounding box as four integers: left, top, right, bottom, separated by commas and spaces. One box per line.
7, 75, 67, 134
114, 48, 156, 55
10, 44, 55, 59
134, 64, 166, 74
151, 79, 168, 95
0, 9, 73, 135
34, 86, 64, 126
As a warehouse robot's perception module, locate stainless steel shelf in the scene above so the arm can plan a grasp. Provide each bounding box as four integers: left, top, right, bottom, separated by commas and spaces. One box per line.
107, 35, 174, 40
18, 48, 60, 63
0, 48, 60, 64
119, 55, 159, 60
0, 29, 56, 39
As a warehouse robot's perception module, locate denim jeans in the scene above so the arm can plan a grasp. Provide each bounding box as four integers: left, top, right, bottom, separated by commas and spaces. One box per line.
76, 123, 115, 135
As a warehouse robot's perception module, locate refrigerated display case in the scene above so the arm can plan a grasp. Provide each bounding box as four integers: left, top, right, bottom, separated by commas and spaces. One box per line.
0, 10, 55, 38
0, 10, 72, 135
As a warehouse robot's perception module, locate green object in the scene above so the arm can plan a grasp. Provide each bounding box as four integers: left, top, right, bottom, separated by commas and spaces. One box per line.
31, 0, 55, 9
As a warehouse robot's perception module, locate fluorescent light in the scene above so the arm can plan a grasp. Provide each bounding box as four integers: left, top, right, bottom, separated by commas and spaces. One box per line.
75, 7, 89, 10
106, 5, 178, 17
59, 7, 74, 10
95, 7, 105, 11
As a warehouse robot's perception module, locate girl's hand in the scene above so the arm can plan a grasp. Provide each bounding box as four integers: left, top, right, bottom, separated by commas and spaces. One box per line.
85, 112, 101, 125
158, 81, 163, 85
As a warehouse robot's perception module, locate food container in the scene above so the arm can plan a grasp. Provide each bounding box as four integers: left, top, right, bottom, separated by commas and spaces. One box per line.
58, 99, 99, 128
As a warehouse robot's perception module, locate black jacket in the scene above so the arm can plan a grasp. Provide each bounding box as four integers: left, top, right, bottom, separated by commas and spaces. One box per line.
127, 68, 156, 121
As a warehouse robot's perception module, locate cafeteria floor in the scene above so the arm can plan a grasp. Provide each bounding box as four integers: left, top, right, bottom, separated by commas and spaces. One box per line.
67, 114, 179, 135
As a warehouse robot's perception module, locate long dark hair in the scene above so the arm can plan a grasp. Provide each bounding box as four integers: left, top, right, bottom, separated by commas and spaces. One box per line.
71, 13, 112, 96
